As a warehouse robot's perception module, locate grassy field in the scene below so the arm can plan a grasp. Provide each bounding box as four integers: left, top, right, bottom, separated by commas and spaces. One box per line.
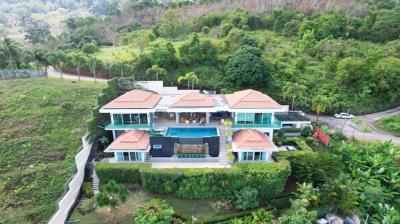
0, 77, 104, 223
375, 115, 400, 136
70, 185, 229, 223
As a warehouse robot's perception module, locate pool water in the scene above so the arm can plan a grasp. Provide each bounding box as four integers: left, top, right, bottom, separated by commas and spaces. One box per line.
165, 127, 218, 138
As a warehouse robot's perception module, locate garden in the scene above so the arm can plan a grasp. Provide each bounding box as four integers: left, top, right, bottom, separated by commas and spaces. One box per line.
375, 115, 400, 136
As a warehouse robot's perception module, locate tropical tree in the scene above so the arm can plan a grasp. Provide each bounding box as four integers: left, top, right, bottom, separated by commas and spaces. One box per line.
0, 37, 23, 68
70, 52, 87, 81
33, 49, 49, 75
47, 51, 66, 79
282, 82, 307, 110
146, 65, 167, 80
311, 95, 330, 121
86, 56, 102, 82
178, 72, 199, 90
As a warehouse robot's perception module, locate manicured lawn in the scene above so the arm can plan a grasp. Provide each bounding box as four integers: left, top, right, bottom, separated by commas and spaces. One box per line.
375, 115, 400, 136
0, 77, 104, 223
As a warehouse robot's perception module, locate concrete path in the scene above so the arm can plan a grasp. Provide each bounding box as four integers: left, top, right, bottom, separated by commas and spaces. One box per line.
307, 106, 400, 144
47, 67, 108, 83
151, 162, 230, 169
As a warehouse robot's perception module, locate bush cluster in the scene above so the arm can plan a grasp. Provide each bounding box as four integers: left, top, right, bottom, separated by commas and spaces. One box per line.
95, 161, 291, 200
273, 150, 342, 185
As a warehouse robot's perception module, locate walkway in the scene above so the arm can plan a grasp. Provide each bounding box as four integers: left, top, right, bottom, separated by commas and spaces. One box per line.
92, 163, 100, 195
47, 67, 107, 83
218, 126, 230, 166
307, 106, 400, 144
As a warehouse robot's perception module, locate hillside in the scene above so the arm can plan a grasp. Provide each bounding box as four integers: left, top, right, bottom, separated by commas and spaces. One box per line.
0, 77, 103, 223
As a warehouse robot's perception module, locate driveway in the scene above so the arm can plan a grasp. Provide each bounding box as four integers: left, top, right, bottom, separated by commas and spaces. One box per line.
47, 67, 107, 83
307, 106, 400, 145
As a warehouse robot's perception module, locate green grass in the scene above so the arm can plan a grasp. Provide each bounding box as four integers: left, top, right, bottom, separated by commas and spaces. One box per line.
0, 77, 104, 223
70, 186, 221, 223
375, 115, 400, 136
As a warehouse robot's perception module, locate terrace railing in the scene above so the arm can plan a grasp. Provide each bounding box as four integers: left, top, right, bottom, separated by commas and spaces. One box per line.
104, 123, 152, 130
232, 120, 282, 129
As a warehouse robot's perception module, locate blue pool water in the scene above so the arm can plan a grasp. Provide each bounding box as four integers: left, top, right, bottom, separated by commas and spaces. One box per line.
165, 127, 218, 138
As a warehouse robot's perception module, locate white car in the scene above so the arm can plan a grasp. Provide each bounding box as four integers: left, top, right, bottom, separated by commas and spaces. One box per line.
334, 112, 355, 119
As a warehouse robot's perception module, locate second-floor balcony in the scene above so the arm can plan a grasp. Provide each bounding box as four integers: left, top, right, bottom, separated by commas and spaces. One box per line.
232, 120, 282, 129
105, 123, 152, 130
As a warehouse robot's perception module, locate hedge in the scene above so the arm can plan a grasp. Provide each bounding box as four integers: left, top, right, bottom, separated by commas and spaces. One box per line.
201, 205, 274, 224
95, 161, 291, 200
273, 150, 342, 184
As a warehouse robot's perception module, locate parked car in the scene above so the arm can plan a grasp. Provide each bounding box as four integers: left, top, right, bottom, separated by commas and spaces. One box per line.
334, 112, 355, 119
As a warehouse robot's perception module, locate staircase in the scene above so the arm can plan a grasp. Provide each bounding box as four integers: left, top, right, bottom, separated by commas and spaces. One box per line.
92, 168, 100, 195
145, 152, 150, 163
218, 126, 229, 166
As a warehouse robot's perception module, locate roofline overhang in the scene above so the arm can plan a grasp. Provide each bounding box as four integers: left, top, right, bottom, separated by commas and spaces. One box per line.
105, 145, 150, 153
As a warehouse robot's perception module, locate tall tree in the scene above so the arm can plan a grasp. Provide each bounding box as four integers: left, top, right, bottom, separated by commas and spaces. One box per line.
178, 72, 199, 90
0, 37, 23, 68
71, 52, 87, 81
311, 95, 330, 121
47, 51, 66, 79
86, 56, 102, 82
282, 83, 307, 110
146, 65, 167, 80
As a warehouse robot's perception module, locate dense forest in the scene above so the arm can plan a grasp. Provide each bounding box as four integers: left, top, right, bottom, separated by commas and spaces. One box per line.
1, 0, 400, 115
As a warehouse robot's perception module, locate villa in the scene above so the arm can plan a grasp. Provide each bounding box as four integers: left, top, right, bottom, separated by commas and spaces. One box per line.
100, 81, 311, 166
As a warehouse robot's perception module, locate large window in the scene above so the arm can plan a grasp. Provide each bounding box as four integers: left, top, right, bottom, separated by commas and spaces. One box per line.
112, 113, 148, 125
241, 151, 267, 161
236, 113, 272, 125
116, 152, 143, 162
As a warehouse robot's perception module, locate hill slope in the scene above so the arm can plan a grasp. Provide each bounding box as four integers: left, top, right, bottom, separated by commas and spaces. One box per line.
0, 77, 103, 223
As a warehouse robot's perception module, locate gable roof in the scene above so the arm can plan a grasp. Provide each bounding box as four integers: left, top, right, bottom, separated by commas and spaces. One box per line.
225, 89, 281, 109
233, 129, 274, 150
171, 92, 214, 107
102, 89, 161, 109
105, 130, 149, 151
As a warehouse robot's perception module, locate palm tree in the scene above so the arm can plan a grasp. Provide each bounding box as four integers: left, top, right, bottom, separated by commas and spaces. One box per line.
71, 52, 87, 81
0, 37, 22, 68
146, 65, 167, 80
178, 72, 199, 90
86, 56, 101, 82
311, 95, 330, 121
282, 82, 307, 111
33, 49, 49, 75
47, 51, 66, 79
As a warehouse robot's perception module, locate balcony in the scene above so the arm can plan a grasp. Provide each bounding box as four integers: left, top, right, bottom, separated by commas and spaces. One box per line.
232, 120, 282, 129
105, 123, 152, 130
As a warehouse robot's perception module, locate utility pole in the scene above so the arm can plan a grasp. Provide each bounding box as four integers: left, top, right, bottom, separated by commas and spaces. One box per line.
341, 107, 351, 133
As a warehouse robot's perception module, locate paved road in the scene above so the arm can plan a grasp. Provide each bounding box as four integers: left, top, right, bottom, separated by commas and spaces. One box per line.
47, 67, 107, 83
307, 106, 400, 144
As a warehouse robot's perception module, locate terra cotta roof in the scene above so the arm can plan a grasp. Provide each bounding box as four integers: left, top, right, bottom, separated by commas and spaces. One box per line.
106, 130, 149, 150
102, 90, 161, 109
233, 129, 274, 150
171, 92, 214, 107
225, 89, 281, 109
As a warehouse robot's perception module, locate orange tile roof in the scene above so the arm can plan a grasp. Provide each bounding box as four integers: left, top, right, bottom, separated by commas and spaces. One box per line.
233, 129, 274, 150
225, 89, 281, 109
102, 90, 161, 109
171, 92, 214, 107
106, 130, 149, 151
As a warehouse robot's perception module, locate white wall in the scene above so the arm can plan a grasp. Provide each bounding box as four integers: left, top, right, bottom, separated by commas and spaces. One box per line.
48, 134, 92, 224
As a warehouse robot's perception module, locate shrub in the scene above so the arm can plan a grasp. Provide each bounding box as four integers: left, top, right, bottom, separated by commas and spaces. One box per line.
81, 181, 93, 198
234, 187, 259, 210
96, 180, 128, 208
77, 198, 96, 214
81, 42, 99, 54
301, 126, 313, 137
202, 26, 210, 34
135, 199, 175, 224
95, 161, 291, 200
274, 150, 342, 185
211, 199, 233, 214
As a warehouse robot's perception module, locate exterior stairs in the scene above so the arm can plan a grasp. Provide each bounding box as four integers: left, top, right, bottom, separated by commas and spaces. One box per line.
145, 152, 150, 163
218, 126, 229, 166
92, 168, 100, 195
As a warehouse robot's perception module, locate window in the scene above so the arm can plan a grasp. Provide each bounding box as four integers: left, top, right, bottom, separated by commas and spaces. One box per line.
113, 114, 123, 125
242, 152, 267, 161
236, 113, 255, 124
262, 113, 272, 124
153, 144, 162, 149
123, 152, 129, 161
131, 114, 140, 125
140, 114, 148, 124
116, 152, 143, 162
116, 152, 124, 161
254, 152, 267, 161
123, 114, 131, 125
242, 152, 254, 161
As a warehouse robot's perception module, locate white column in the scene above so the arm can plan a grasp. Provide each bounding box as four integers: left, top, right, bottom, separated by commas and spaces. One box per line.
206, 112, 210, 124
234, 112, 237, 124
271, 113, 275, 123
142, 152, 145, 162
112, 130, 116, 140
147, 112, 151, 125
238, 152, 242, 162
114, 152, 118, 162
110, 113, 114, 124
175, 113, 180, 124
269, 129, 274, 141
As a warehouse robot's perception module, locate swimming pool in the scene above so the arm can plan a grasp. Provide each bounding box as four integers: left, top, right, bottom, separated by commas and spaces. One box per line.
165, 127, 218, 138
